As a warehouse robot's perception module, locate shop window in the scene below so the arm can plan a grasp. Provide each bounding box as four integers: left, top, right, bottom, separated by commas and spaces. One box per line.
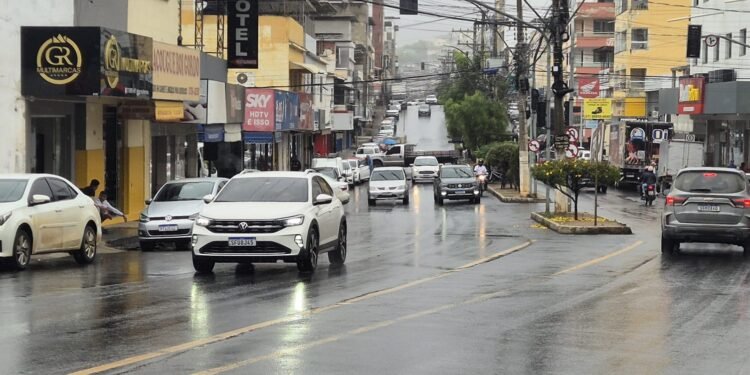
616, 0, 628, 13
631, 29, 648, 50
632, 0, 648, 9
593, 20, 615, 34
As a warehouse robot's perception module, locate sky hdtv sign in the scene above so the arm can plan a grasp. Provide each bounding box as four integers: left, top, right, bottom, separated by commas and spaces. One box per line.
244, 88, 275, 132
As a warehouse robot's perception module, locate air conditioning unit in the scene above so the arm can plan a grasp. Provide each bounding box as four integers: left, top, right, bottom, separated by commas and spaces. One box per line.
229, 70, 256, 88
651, 110, 659, 118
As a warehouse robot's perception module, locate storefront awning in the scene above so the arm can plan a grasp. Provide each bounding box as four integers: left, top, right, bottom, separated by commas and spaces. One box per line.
244, 132, 274, 144
290, 61, 320, 74
198, 124, 224, 142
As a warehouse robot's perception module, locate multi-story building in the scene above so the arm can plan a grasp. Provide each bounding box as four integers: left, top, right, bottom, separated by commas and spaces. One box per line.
383, 19, 398, 101
612, 0, 690, 117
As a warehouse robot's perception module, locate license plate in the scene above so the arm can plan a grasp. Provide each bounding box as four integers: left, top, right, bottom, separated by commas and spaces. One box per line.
228, 237, 256, 247
697, 205, 720, 212
648, 190, 655, 196
158, 225, 178, 232
455, 190, 466, 194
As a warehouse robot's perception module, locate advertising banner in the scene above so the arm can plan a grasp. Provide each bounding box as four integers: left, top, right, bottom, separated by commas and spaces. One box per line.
583, 98, 612, 120
182, 80, 208, 123
298, 93, 314, 131
275, 90, 287, 131
22, 27, 105, 96
577, 77, 600, 98
274, 91, 301, 131
225, 84, 245, 124
244, 88, 276, 132
678, 77, 705, 114
100, 28, 153, 98
228, 0, 259, 68
152, 41, 200, 101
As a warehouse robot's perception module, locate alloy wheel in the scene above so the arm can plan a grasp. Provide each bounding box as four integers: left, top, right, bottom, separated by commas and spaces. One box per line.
15, 232, 30, 267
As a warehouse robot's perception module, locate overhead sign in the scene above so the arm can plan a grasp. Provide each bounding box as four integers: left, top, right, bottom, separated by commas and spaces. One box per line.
152, 41, 200, 101
228, 0, 259, 69
678, 77, 705, 114
583, 98, 612, 120
244, 88, 276, 132
100, 29, 153, 98
577, 77, 600, 98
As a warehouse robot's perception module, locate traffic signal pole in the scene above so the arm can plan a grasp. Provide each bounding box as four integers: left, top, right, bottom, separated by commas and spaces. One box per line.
516, 0, 530, 197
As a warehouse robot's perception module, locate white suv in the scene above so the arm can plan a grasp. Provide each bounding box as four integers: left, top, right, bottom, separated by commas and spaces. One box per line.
191, 171, 347, 273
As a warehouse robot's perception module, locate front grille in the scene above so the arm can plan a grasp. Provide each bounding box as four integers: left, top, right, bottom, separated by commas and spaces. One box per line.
207, 220, 284, 234
199, 241, 292, 254
447, 184, 473, 189
419, 171, 435, 174
149, 215, 190, 221
148, 229, 190, 236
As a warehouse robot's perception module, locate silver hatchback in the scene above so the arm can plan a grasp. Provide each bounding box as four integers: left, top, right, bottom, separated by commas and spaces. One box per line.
661, 168, 750, 254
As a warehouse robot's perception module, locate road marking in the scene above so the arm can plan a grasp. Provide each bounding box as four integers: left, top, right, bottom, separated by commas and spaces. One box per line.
70, 240, 533, 375
552, 240, 644, 276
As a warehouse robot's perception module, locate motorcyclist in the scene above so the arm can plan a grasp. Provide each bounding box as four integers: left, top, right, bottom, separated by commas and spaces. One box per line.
474, 159, 489, 190
640, 166, 657, 197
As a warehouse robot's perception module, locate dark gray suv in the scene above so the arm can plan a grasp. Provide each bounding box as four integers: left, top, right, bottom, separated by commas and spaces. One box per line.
661, 167, 750, 254
433, 165, 480, 205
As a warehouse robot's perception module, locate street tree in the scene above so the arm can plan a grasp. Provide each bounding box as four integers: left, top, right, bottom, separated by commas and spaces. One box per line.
444, 92, 508, 151
532, 159, 620, 219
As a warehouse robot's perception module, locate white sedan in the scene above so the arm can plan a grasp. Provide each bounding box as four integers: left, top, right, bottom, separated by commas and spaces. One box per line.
411, 156, 440, 183
347, 158, 371, 183
0, 174, 102, 270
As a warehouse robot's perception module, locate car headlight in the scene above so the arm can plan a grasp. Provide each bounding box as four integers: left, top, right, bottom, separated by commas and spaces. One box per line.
0, 212, 11, 226
282, 215, 305, 227
195, 216, 213, 227
139, 212, 150, 223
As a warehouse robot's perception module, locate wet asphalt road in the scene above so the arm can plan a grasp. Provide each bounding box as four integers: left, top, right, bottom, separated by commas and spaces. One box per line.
3, 109, 750, 374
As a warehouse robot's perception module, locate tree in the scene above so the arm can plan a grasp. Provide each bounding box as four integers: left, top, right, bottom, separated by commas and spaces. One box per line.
483, 142, 519, 189
532, 160, 620, 219
444, 92, 509, 150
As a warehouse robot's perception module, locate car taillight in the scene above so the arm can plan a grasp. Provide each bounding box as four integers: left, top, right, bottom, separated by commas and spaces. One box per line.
647, 185, 655, 191
666, 196, 686, 206
733, 199, 750, 208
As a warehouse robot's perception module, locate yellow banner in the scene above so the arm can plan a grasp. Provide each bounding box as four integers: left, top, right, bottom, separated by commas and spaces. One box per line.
152, 42, 201, 101
154, 101, 184, 122
583, 98, 613, 120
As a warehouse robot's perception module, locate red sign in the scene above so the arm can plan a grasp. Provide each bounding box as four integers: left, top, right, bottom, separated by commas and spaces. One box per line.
578, 78, 600, 98
678, 77, 705, 114
298, 92, 314, 131
244, 88, 275, 132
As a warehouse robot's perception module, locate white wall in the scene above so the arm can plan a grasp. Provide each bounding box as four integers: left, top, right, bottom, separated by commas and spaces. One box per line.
692, 0, 750, 79
0, 1, 75, 174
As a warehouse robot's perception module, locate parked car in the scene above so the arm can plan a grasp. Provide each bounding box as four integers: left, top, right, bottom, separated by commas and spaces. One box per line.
425, 95, 439, 105
411, 156, 440, 183
433, 165, 480, 205
379, 125, 395, 137
312, 157, 345, 180
418, 104, 431, 117
347, 158, 371, 183
139, 178, 228, 251
661, 168, 750, 254
368, 167, 410, 206
192, 171, 348, 273
312, 167, 350, 204
0, 174, 101, 270
386, 107, 400, 119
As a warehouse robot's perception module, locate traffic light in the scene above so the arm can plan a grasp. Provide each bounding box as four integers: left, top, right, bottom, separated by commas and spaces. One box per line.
400, 0, 418, 15
537, 100, 547, 129
687, 25, 702, 58
564, 100, 570, 127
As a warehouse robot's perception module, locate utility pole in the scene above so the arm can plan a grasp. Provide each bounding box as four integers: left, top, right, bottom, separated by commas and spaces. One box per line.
516, 0, 530, 197
473, 21, 479, 56
551, 0, 574, 158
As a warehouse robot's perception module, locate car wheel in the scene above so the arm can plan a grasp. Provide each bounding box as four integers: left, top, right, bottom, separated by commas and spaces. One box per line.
403, 195, 410, 205
474, 197, 481, 204
297, 228, 319, 273
140, 241, 155, 251
73, 225, 97, 265
373, 160, 383, 168
192, 253, 215, 273
11, 229, 32, 270
661, 236, 675, 254
328, 221, 347, 265
437, 196, 444, 205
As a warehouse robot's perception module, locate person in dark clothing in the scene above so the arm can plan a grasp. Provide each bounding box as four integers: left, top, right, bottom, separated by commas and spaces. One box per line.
640, 166, 657, 197
290, 156, 302, 171
81, 179, 100, 197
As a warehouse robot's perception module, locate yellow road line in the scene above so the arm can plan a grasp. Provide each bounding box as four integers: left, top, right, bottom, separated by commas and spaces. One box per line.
70, 240, 533, 375
552, 240, 644, 276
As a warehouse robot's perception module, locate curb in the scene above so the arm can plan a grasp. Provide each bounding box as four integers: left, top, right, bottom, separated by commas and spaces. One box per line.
530, 212, 632, 235
488, 187, 546, 203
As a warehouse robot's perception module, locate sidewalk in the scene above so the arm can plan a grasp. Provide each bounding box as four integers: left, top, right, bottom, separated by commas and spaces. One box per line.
102, 221, 139, 250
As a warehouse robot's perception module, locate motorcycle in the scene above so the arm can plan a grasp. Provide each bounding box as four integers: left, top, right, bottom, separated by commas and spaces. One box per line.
643, 183, 657, 206
476, 174, 488, 197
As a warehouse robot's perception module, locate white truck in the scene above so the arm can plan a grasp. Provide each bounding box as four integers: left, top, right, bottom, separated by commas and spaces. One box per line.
656, 139, 704, 194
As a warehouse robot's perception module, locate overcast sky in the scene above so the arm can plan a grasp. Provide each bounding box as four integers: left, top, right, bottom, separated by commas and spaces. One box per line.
385, 0, 552, 47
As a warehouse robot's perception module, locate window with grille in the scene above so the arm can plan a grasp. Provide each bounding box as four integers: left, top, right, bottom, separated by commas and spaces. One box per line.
631, 29, 648, 50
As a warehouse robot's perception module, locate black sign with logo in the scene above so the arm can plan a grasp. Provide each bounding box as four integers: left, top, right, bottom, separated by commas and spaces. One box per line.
21, 27, 101, 96
100, 28, 153, 98
228, 0, 259, 68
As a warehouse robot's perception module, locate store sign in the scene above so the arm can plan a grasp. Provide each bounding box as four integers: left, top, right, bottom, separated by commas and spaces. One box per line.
100, 29, 152, 98
21, 27, 101, 96
244, 88, 275, 132
152, 41, 200, 101
182, 80, 208, 124
578, 77, 600, 98
678, 77, 705, 114
225, 84, 245, 124
228, 0, 259, 69
119, 102, 154, 120
298, 93, 314, 131
154, 101, 185, 122
275, 91, 300, 131
583, 98, 612, 120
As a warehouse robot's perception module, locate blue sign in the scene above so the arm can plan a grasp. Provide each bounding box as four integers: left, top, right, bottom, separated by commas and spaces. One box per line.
243, 132, 273, 144
198, 124, 224, 142
274, 91, 301, 131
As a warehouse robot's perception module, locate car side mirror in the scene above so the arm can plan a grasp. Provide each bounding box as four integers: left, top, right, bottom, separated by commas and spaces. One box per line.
145, 198, 152, 205
30, 194, 51, 206
314, 194, 333, 206
202, 194, 214, 204
338, 176, 344, 181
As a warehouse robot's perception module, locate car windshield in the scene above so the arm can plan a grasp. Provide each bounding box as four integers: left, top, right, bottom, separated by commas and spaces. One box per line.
441, 167, 474, 178
674, 171, 746, 194
371, 170, 405, 181
419, 105, 429, 110
414, 158, 438, 166
216, 177, 309, 202
0, 179, 28, 202
315, 168, 339, 180
155, 182, 214, 202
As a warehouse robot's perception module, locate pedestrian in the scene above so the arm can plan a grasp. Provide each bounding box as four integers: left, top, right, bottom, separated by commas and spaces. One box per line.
729, 160, 737, 169
366, 154, 373, 172
290, 155, 302, 171
741, 162, 748, 172
80, 179, 100, 197
95, 191, 127, 222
